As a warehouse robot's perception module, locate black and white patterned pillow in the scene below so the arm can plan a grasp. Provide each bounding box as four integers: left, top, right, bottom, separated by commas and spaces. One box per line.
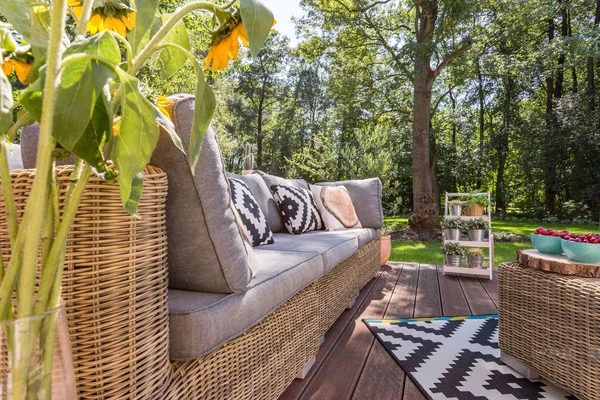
270, 184, 323, 234
229, 178, 274, 246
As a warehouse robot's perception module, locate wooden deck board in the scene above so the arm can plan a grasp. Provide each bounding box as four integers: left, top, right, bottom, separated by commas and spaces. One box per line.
279, 263, 498, 400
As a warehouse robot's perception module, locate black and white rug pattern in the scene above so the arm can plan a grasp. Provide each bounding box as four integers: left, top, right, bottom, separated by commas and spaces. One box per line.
364, 315, 576, 400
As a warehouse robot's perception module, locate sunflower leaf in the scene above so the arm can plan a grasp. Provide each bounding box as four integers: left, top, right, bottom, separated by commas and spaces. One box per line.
153, 104, 184, 153
0, 70, 14, 134
0, 0, 48, 48
239, 0, 274, 57
156, 14, 190, 79
128, 0, 160, 55
112, 71, 159, 215
189, 68, 216, 172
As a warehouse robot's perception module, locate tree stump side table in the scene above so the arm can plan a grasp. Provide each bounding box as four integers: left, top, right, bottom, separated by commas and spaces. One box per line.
499, 260, 600, 400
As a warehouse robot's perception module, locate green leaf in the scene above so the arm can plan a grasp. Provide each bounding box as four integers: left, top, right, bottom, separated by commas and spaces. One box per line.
53, 33, 119, 150
124, 172, 144, 216
239, 0, 274, 57
128, 0, 160, 55
0, 70, 14, 134
0, 0, 48, 47
189, 69, 216, 172
112, 72, 159, 215
156, 15, 190, 79
19, 76, 44, 122
153, 104, 184, 153
71, 94, 115, 181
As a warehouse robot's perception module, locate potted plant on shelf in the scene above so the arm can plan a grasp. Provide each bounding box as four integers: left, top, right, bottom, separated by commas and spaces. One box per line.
466, 218, 489, 242
467, 248, 485, 268
441, 242, 466, 267
448, 200, 463, 216
0, 0, 274, 397
242, 143, 254, 175
464, 194, 490, 216
442, 219, 462, 241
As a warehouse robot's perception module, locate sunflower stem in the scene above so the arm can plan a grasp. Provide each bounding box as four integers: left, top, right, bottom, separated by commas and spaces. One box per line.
131, 1, 226, 74
75, 0, 95, 40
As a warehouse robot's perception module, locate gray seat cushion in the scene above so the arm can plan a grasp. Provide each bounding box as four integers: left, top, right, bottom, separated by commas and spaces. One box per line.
226, 172, 283, 233
168, 249, 322, 360
5, 144, 22, 170
20, 124, 74, 168
317, 178, 384, 229
149, 94, 253, 294
261, 231, 361, 274
355, 228, 380, 247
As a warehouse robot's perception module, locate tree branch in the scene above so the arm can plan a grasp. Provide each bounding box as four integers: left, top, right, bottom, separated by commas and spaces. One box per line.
434, 42, 472, 78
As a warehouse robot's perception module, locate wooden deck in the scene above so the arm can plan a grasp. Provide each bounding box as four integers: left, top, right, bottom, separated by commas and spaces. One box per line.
279, 262, 498, 400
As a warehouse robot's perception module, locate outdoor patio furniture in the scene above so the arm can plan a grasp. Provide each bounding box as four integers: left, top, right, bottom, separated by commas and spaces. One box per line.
2, 95, 384, 399
499, 261, 600, 400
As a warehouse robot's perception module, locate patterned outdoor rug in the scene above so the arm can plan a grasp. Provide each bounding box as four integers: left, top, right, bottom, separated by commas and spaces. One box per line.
364, 315, 576, 400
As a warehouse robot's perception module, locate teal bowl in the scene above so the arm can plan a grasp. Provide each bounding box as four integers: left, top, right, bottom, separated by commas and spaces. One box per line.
561, 239, 600, 264
530, 233, 563, 255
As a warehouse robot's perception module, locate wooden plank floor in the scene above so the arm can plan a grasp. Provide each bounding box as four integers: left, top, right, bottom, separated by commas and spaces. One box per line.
279, 262, 498, 400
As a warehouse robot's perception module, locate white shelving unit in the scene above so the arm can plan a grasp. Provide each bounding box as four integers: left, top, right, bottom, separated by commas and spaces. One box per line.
442, 192, 494, 280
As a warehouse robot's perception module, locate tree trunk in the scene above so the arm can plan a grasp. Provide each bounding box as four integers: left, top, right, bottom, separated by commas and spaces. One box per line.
476, 58, 485, 189
409, 0, 438, 231
588, 0, 600, 107
496, 76, 511, 214
256, 100, 264, 169
544, 17, 557, 215
567, 9, 577, 93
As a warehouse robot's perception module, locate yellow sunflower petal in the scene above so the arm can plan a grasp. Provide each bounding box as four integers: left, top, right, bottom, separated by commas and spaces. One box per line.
112, 18, 127, 36
67, 0, 81, 5
87, 14, 103, 34
122, 12, 136, 30
204, 47, 216, 71
14, 61, 32, 84
72, 5, 82, 18
1, 60, 14, 77
237, 23, 249, 46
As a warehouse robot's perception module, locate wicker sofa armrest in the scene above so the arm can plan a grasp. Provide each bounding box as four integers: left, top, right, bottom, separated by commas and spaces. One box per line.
316, 178, 383, 229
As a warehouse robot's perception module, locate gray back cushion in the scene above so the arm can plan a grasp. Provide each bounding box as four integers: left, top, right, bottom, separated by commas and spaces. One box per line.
6, 144, 23, 170
20, 124, 74, 168
150, 94, 253, 293
226, 172, 283, 233
317, 178, 383, 229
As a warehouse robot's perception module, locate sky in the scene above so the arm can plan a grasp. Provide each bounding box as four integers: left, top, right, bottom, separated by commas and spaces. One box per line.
260, 0, 304, 46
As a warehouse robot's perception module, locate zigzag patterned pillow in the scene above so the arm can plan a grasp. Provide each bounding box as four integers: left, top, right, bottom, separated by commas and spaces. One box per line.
229, 178, 274, 246
271, 184, 323, 234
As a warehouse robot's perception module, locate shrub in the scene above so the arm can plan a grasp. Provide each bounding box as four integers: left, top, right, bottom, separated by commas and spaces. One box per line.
440, 242, 467, 256
465, 218, 489, 230
467, 248, 484, 257
465, 194, 490, 207
441, 219, 463, 229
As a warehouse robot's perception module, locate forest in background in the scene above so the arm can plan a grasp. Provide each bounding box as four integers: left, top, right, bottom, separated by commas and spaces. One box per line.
10, 0, 599, 224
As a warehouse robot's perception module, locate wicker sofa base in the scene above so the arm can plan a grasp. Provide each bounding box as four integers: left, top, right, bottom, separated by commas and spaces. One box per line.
165, 238, 381, 400
499, 262, 600, 400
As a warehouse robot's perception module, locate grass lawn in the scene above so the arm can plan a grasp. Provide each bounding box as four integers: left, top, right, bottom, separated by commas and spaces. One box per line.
385, 216, 599, 267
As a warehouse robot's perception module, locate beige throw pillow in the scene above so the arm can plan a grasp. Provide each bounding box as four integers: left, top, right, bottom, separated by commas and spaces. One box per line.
310, 185, 362, 231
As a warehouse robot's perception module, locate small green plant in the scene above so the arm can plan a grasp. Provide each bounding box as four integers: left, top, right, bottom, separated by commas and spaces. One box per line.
382, 220, 406, 234
442, 219, 463, 229
466, 218, 489, 230
243, 143, 254, 170
466, 194, 490, 207
467, 248, 484, 257
440, 242, 467, 256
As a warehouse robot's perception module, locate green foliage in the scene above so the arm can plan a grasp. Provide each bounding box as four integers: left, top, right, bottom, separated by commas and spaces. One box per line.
465, 195, 490, 207
441, 219, 462, 229
467, 248, 484, 257
382, 220, 406, 235
465, 218, 489, 231
440, 242, 467, 256
240, 0, 274, 57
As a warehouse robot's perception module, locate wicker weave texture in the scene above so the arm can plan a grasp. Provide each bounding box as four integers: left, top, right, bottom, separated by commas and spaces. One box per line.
499, 262, 600, 400
0, 166, 172, 400
167, 238, 381, 400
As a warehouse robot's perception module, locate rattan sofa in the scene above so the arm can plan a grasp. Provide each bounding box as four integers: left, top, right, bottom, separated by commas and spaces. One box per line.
2, 95, 383, 399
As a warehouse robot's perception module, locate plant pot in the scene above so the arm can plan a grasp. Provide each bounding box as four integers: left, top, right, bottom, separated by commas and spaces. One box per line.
449, 204, 462, 216
465, 204, 484, 216
444, 254, 462, 267
242, 169, 254, 176
0, 304, 76, 399
467, 256, 484, 268
380, 235, 392, 266
468, 229, 485, 242
444, 228, 461, 241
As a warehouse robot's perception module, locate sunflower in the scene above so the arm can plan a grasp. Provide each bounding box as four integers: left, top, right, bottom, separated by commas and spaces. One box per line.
70, 0, 136, 37
155, 96, 174, 119
204, 19, 249, 72
1, 59, 32, 84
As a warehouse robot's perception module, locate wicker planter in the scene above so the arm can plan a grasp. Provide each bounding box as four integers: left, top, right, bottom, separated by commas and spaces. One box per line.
465, 204, 484, 216
444, 228, 461, 241
468, 229, 485, 242
380, 235, 392, 266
